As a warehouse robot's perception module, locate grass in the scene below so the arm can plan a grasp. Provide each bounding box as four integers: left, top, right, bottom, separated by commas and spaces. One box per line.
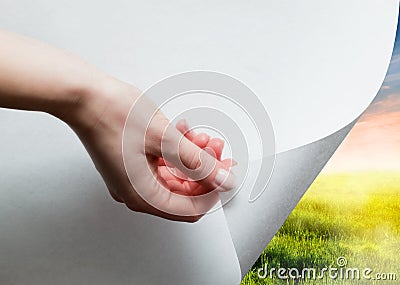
241, 172, 400, 284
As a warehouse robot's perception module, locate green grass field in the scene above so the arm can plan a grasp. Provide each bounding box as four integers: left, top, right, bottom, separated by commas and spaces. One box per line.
241, 172, 400, 284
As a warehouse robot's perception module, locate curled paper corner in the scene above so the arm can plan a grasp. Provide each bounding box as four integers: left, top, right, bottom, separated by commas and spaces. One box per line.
247, 153, 276, 203
221, 5, 400, 276
221, 119, 357, 277
0, 1, 398, 284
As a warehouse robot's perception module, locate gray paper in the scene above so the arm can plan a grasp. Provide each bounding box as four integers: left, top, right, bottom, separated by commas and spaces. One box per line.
222, 120, 356, 276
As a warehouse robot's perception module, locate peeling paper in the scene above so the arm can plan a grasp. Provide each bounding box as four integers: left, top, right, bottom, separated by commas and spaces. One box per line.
222, 120, 356, 276
0, 1, 398, 285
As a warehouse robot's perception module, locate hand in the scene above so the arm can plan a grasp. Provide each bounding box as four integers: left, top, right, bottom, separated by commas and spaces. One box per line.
71, 78, 236, 222
159, 119, 237, 196
0, 29, 236, 222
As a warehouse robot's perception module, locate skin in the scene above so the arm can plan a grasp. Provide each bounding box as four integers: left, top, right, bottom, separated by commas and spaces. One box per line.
0, 29, 236, 223
161, 120, 237, 196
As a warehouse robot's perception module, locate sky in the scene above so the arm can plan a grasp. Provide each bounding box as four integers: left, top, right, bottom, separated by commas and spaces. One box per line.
324, 17, 400, 173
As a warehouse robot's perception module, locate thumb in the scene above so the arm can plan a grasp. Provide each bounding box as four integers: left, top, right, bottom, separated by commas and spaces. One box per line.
161, 124, 236, 192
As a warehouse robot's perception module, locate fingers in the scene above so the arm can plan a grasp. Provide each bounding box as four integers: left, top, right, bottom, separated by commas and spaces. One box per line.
160, 124, 236, 192
159, 119, 236, 195
138, 168, 220, 218
125, 151, 222, 219
176, 119, 224, 160
176, 119, 195, 141
176, 119, 236, 179
206, 138, 224, 160
176, 119, 211, 149
222, 158, 237, 167
192, 133, 210, 149
131, 117, 236, 220
123, 179, 214, 223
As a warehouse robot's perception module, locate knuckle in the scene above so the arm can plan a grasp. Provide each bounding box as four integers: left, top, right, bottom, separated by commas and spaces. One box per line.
145, 114, 170, 154
187, 150, 203, 170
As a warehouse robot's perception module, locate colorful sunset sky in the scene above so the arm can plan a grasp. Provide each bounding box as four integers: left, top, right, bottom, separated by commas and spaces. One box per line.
325, 22, 400, 173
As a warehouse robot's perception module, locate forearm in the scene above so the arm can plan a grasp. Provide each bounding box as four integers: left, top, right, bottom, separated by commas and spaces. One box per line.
0, 29, 110, 124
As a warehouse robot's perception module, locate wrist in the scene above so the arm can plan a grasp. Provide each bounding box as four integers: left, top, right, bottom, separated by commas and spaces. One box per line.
59, 74, 139, 134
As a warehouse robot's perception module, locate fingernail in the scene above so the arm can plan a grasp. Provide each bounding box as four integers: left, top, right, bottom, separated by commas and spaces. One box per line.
215, 169, 236, 191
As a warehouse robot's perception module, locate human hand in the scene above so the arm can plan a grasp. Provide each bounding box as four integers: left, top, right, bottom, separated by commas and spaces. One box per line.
70, 78, 236, 222
0, 29, 236, 222
159, 119, 237, 196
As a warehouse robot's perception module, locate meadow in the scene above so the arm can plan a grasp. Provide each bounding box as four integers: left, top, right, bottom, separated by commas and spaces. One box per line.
241, 172, 400, 284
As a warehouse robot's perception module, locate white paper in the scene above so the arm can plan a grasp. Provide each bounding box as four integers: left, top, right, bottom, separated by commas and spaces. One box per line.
0, 1, 397, 284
